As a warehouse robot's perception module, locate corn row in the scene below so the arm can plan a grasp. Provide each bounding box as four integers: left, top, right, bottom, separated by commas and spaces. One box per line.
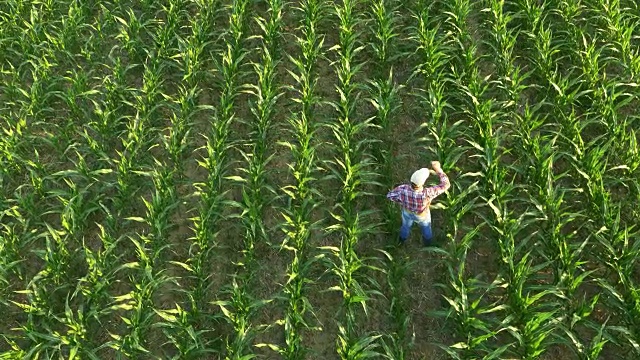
409, 2, 483, 358
197, 0, 253, 357
258, 0, 330, 357
322, 0, 384, 358
0, 2, 83, 354
152, 1, 225, 356
365, 0, 408, 357
213, 0, 286, 358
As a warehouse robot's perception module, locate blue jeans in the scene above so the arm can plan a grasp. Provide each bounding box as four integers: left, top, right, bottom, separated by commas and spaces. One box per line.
400, 208, 433, 245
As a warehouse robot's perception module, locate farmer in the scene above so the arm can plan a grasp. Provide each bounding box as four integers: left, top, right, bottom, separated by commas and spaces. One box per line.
386, 161, 450, 246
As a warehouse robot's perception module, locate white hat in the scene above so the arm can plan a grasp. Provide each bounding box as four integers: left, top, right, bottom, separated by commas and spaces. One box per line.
410, 168, 430, 187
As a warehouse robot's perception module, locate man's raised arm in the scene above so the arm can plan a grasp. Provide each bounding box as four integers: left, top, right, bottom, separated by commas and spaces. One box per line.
425, 161, 450, 200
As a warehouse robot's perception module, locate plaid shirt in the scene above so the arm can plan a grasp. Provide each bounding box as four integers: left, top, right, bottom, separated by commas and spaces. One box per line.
386, 172, 450, 213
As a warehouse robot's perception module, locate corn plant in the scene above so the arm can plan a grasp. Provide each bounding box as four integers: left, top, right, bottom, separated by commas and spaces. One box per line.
130, 55, 167, 137
151, 0, 186, 62
164, 0, 220, 178
4, 149, 50, 233
161, 86, 197, 177
481, 0, 533, 107
460, 100, 520, 358
368, 0, 401, 73
9, 220, 78, 353
188, 0, 224, 61
200, 0, 251, 194
110, 58, 167, 218
262, 0, 330, 357
112, 56, 168, 216
477, 8, 574, 355
443, 0, 473, 38
410, 4, 495, 358
0, 0, 23, 61
45, 0, 89, 57
571, 139, 639, 356
72, 219, 125, 328
0, 205, 33, 311
513, 0, 564, 109
0, 223, 21, 289
515, 2, 633, 356
134, 162, 178, 265
456, 81, 509, 210
433, 228, 510, 359
3, 0, 640, 357
8, 283, 53, 354
595, 6, 640, 80
527, 21, 562, 88
85, 53, 136, 157
162, 2, 217, 179
57, 67, 101, 151
594, 211, 640, 358
492, 209, 564, 359
48, 153, 109, 239
534, 49, 614, 360
152, 302, 217, 359
552, 2, 633, 270
98, 50, 179, 357
366, 0, 401, 205
174, 22, 208, 91
564, 318, 610, 360
481, 0, 515, 83
12, 51, 60, 148
409, 0, 459, 174
113, 8, 155, 64
213, 278, 271, 360
552, 0, 587, 64
445, 1, 532, 357
409, 3, 451, 85
29, 294, 104, 359
75, 2, 114, 66
335, 324, 382, 360
183, 187, 225, 321
104, 234, 177, 358
367, 71, 403, 203
12, 4, 48, 59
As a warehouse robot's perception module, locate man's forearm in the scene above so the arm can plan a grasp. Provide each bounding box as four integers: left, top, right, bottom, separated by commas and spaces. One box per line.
425, 171, 450, 199
437, 171, 450, 188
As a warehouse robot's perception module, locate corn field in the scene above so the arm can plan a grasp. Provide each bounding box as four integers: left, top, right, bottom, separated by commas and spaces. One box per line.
1, 0, 640, 358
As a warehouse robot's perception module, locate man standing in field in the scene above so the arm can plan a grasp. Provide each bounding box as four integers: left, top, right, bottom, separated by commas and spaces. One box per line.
386, 161, 450, 246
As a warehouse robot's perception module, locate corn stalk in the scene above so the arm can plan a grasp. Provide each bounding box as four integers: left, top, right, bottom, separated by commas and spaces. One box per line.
258, 0, 330, 357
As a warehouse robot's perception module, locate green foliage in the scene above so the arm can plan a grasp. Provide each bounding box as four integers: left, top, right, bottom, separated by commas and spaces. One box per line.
1, 0, 639, 358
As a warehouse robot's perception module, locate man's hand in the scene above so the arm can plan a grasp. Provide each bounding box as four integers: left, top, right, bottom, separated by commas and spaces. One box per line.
431, 160, 443, 173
